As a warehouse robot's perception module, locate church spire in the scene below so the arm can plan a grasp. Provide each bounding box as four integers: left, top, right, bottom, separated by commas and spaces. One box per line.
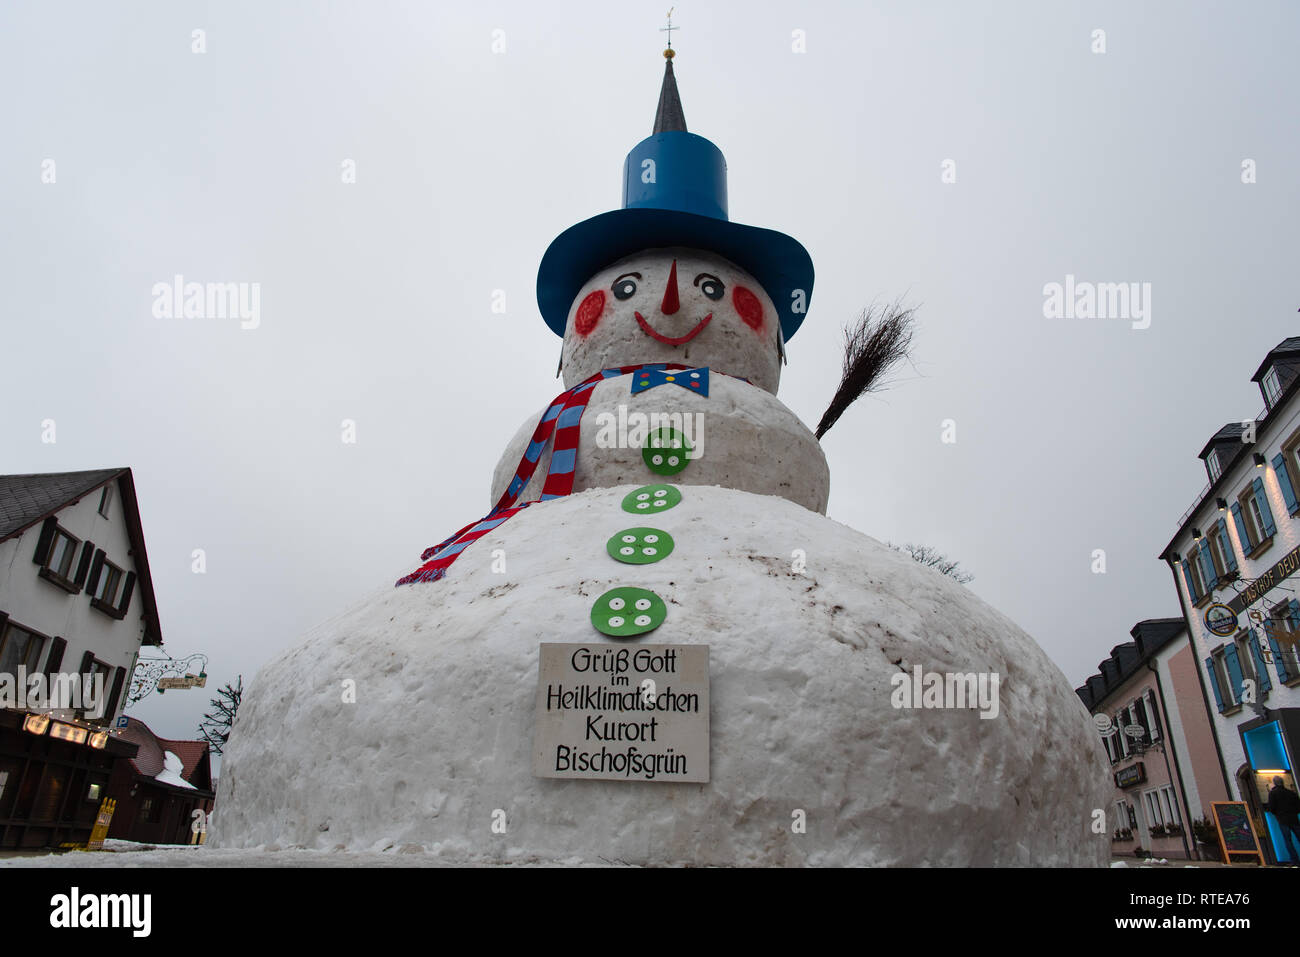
653, 11, 686, 134
653, 55, 687, 133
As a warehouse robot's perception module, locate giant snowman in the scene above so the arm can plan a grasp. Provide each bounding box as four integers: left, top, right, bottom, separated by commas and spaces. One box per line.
213, 52, 1110, 866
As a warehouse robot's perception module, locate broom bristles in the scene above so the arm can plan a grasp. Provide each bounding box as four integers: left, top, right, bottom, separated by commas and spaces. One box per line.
814, 300, 916, 440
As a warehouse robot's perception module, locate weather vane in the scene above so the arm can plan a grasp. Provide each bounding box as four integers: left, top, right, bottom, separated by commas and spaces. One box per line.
660, 8, 677, 56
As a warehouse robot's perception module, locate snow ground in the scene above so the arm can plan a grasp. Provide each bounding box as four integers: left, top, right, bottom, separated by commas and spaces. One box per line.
0, 841, 602, 868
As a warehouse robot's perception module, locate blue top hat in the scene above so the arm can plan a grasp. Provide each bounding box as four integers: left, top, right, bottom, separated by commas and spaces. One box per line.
536, 55, 815, 343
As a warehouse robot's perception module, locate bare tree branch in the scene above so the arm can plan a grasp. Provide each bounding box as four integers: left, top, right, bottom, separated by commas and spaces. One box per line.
886, 542, 974, 584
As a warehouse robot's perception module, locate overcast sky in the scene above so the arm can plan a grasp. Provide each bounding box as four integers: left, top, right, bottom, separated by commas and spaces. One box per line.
2, 0, 1297, 748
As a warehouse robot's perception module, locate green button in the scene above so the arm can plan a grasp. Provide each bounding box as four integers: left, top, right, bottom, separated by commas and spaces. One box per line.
591, 587, 667, 638
643, 428, 690, 476
607, 527, 674, 565
622, 484, 682, 514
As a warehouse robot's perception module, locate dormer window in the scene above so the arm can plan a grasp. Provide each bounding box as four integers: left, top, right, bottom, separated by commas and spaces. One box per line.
1263, 366, 1282, 408
1206, 448, 1222, 482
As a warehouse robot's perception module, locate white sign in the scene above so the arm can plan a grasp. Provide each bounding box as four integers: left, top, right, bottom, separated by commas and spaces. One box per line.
533, 643, 709, 783
1124, 724, 1146, 740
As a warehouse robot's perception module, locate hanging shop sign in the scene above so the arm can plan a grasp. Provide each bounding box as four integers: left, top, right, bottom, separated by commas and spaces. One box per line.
1204, 603, 1239, 637
157, 673, 206, 692
1093, 713, 1113, 735
1227, 543, 1300, 615
1114, 762, 1146, 788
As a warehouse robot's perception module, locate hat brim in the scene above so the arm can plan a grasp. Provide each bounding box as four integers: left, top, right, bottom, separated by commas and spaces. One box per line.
536, 207, 814, 341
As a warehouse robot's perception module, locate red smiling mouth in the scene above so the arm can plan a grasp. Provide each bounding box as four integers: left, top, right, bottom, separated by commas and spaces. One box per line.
635, 312, 713, 346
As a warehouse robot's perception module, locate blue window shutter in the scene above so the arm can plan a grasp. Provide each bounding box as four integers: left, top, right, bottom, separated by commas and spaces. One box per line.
1181, 560, 1199, 601
1205, 656, 1226, 711
1199, 541, 1218, 591
1273, 453, 1299, 514
1248, 629, 1273, 693
1216, 518, 1238, 573
1231, 501, 1254, 551
1224, 645, 1245, 702
1253, 476, 1277, 537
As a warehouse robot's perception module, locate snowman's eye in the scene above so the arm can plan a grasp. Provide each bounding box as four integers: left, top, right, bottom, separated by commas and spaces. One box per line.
612, 274, 640, 300
694, 273, 725, 301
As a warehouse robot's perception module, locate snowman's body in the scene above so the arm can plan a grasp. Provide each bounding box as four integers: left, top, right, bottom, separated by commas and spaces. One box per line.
492, 373, 829, 514
213, 244, 1110, 866
213, 60, 1110, 865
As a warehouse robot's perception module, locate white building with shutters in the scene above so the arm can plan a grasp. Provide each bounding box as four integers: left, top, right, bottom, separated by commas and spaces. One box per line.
1160, 336, 1300, 865
0, 468, 163, 848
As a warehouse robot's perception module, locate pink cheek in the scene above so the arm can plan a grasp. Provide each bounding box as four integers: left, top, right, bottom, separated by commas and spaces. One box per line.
574, 290, 606, 337
732, 285, 764, 333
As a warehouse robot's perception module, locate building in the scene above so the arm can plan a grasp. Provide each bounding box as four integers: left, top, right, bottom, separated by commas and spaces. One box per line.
1077, 619, 1228, 860
1160, 336, 1300, 864
0, 468, 163, 848
106, 716, 215, 845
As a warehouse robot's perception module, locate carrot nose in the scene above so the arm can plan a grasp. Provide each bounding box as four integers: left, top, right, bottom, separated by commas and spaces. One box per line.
661, 259, 680, 315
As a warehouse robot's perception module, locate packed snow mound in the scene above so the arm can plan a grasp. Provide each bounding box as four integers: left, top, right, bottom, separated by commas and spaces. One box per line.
213, 485, 1110, 866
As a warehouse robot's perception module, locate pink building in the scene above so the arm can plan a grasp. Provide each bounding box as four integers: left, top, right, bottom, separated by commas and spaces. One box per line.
1077, 619, 1230, 861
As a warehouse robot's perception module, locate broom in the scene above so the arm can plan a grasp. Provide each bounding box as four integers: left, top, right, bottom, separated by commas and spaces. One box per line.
814, 299, 916, 440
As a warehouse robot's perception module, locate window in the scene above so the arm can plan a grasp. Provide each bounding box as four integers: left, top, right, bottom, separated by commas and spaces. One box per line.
86, 551, 134, 619
1263, 366, 1283, 408
1132, 697, 1152, 746
138, 798, 154, 821
1144, 790, 1164, 827
1166, 786, 1181, 824
1144, 689, 1162, 741
87, 782, 101, 802
97, 484, 113, 518
1207, 448, 1222, 481
1182, 557, 1204, 603
1237, 479, 1277, 552
94, 562, 123, 605
1207, 647, 1241, 711
0, 622, 45, 677
46, 529, 79, 580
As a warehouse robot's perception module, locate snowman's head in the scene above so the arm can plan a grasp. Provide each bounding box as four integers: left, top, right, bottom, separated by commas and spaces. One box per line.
560, 247, 782, 393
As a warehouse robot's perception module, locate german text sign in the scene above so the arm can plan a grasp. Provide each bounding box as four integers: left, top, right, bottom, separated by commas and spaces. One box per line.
533, 643, 709, 783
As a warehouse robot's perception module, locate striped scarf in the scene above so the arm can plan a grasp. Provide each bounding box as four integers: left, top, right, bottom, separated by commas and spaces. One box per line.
396, 363, 693, 586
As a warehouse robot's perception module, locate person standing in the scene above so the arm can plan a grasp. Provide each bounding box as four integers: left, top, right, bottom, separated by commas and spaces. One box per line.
1264, 776, 1300, 865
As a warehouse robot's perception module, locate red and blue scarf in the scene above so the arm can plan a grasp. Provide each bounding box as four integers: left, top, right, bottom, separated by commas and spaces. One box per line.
396, 363, 703, 586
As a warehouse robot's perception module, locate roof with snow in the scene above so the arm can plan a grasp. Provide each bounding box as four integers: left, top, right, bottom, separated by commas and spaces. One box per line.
117, 716, 214, 793
0, 468, 164, 646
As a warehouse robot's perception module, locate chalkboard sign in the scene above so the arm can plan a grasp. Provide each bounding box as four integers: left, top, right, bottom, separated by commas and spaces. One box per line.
1210, 801, 1265, 864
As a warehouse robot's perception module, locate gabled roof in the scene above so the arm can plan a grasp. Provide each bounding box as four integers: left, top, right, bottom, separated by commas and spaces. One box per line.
1075, 618, 1186, 709
1251, 336, 1300, 383
0, 469, 124, 540
0, 468, 164, 646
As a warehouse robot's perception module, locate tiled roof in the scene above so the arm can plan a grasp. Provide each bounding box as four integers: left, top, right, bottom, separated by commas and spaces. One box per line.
0, 469, 125, 541
118, 717, 211, 789
1252, 336, 1300, 383
0, 467, 165, 647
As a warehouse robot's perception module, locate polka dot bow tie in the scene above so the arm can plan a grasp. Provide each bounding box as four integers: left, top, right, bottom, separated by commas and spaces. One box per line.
630, 365, 709, 397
